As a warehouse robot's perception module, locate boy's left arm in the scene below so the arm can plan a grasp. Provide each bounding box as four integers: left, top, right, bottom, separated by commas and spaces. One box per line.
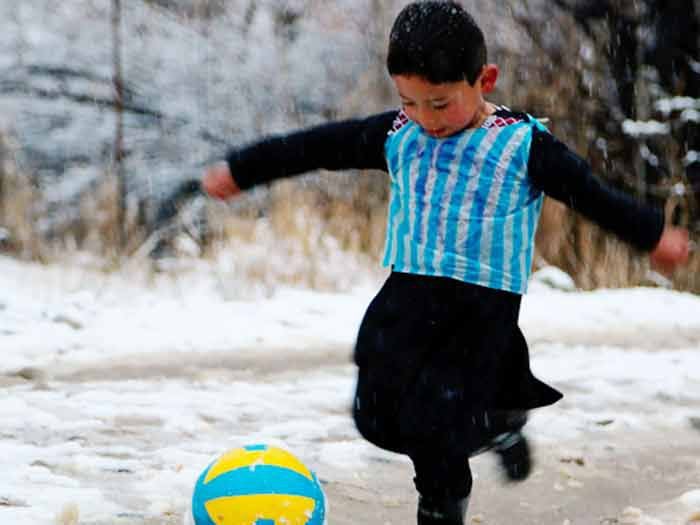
649, 227, 690, 274
528, 128, 690, 273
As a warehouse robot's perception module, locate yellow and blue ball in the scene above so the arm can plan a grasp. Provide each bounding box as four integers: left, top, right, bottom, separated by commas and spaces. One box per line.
192, 444, 326, 525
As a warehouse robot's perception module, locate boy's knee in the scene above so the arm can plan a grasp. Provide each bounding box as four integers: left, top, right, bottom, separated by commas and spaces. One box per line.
503, 410, 528, 430
352, 385, 405, 454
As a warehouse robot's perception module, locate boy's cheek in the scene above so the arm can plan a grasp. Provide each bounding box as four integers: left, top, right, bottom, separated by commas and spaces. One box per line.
403, 108, 418, 123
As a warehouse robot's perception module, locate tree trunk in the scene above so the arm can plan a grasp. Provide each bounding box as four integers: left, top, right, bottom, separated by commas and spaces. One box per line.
112, 0, 126, 250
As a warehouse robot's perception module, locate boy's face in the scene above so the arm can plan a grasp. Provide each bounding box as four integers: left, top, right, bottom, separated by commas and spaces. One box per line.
392, 66, 497, 138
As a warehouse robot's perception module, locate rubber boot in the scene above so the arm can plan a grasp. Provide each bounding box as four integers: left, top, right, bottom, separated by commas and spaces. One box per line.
417, 495, 469, 525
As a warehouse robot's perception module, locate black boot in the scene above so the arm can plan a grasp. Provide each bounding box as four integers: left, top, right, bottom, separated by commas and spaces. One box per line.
493, 430, 531, 481
417, 495, 469, 525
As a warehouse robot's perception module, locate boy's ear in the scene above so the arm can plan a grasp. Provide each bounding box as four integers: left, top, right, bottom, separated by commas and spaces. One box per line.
480, 65, 499, 94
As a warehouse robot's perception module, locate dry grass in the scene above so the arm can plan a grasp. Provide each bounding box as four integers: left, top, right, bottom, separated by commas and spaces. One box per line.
537, 198, 650, 290
73, 173, 149, 263
537, 197, 700, 293
0, 155, 149, 270
200, 177, 385, 294
0, 132, 43, 260
2, 125, 698, 294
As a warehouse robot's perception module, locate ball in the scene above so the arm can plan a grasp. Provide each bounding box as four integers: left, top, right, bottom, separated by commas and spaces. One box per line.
191, 444, 326, 525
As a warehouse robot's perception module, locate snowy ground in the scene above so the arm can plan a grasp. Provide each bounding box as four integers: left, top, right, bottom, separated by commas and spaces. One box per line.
2, 255, 700, 525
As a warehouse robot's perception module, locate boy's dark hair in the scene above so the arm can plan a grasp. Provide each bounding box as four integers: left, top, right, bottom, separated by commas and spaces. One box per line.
387, 1, 487, 85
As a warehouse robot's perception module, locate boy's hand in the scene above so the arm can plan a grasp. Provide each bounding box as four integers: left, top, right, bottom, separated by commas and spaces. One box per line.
202, 163, 241, 200
650, 227, 690, 275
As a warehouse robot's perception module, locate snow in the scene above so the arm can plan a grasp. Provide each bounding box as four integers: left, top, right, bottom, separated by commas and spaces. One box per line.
682, 109, 700, 123
655, 97, 700, 115
685, 150, 700, 167
2, 254, 700, 524
622, 119, 670, 138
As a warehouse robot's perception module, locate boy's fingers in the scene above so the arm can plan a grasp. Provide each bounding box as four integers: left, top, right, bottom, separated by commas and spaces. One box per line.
202, 164, 240, 200
651, 257, 676, 276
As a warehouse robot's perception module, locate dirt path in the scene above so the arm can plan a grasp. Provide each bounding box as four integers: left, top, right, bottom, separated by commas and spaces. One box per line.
322, 429, 700, 524
4, 343, 700, 525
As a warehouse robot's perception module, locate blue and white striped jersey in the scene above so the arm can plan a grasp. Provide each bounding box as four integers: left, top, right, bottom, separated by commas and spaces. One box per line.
382, 112, 545, 294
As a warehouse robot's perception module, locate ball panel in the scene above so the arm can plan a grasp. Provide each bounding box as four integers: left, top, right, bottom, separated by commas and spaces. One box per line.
198, 465, 320, 500
204, 494, 316, 525
204, 445, 313, 484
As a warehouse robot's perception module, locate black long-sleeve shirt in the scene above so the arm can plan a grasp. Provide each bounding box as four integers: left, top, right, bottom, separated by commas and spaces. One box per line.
227, 109, 664, 252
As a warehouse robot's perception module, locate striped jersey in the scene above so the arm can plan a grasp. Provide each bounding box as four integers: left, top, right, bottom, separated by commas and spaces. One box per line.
382, 111, 545, 295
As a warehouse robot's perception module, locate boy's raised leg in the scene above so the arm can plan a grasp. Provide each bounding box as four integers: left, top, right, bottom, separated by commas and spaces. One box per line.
492, 429, 531, 481
488, 411, 532, 481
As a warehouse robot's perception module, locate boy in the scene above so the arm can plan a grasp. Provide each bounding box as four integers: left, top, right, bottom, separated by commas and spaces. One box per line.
202, 2, 690, 523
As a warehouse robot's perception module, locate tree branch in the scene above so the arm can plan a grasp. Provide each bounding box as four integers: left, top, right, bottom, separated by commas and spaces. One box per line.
0, 81, 170, 120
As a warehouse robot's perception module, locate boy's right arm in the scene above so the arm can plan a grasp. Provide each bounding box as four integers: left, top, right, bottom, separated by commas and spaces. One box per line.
203, 111, 398, 199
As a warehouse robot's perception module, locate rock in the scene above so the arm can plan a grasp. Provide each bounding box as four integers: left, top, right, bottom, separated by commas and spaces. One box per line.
0, 496, 29, 507
52, 313, 84, 330
55, 502, 79, 525
680, 490, 700, 507
10, 367, 47, 382
566, 479, 584, 489
530, 266, 577, 292
560, 456, 586, 467
618, 507, 666, 525
619, 507, 643, 524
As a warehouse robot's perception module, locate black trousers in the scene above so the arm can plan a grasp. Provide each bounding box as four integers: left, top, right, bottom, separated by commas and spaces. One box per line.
411, 410, 527, 499
352, 272, 561, 498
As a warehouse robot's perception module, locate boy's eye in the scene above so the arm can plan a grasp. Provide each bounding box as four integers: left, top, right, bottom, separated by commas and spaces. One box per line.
432, 102, 449, 110
401, 101, 415, 108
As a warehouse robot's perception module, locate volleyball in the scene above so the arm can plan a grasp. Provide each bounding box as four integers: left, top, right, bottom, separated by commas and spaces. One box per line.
191, 444, 326, 525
